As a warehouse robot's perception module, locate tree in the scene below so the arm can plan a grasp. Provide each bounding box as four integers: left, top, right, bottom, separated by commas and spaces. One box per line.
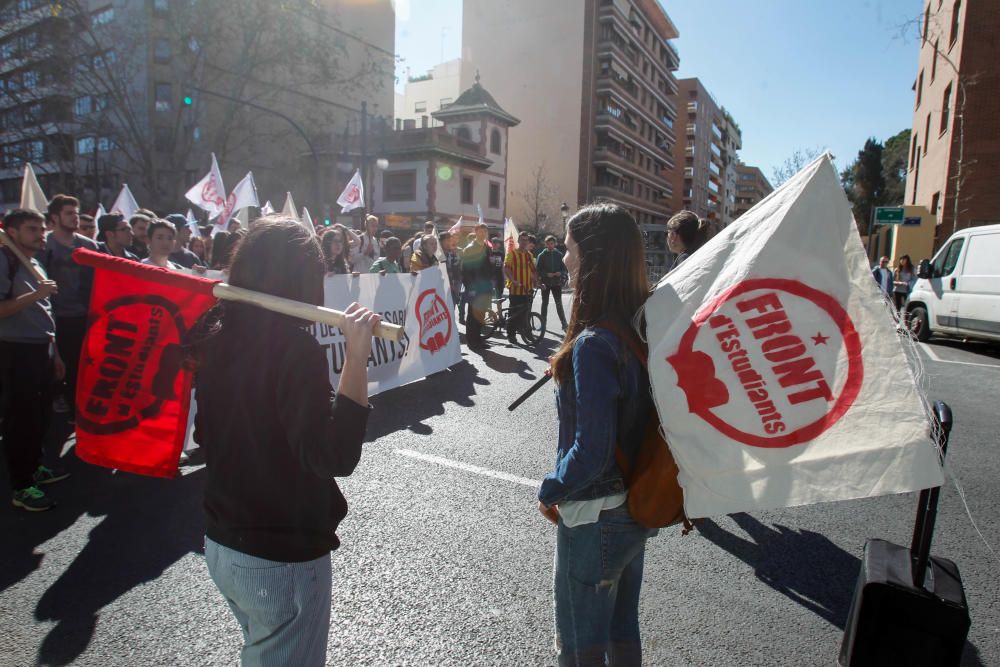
770, 147, 823, 187
516, 162, 559, 235
3, 0, 389, 212
840, 138, 885, 234
880, 129, 910, 206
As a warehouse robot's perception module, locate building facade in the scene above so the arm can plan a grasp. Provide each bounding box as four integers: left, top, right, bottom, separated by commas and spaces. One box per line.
903, 0, 1000, 249
0, 0, 395, 215
671, 78, 741, 226
328, 79, 518, 238
733, 162, 773, 219
394, 58, 476, 127
463, 0, 680, 269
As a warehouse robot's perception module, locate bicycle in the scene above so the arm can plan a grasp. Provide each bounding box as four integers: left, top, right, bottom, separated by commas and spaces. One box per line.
480, 289, 546, 345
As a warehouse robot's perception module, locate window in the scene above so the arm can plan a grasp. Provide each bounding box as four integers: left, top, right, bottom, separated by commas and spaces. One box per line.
940, 84, 951, 134
77, 136, 96, 155
439, 97, 452, 108
924, 113, 931, 154
456, 126, 471, 141
490, 129, 501, 154
489, 182, 500, 208
75, 95, 92, 117
460, 175, 473, 204
383, 170, 416, 201
916, 70, 923, 108
932, 238, 964, 277
155, 82, 172, 112
910, 132, 919, 167
949, 0, 961, 46
27, 139, 43, 162
92, 6, 114, 26
922, 4, 930, 42
97, 136, 113, 152
414, 101, 426, 113
930, 191, 940, 215
22, 70, 38, 89
931, 39, 939, 80
154, 38, 171, 64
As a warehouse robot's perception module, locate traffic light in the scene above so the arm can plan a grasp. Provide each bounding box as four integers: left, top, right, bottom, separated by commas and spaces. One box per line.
183, 95, 193, 106
324, 218, 331, 226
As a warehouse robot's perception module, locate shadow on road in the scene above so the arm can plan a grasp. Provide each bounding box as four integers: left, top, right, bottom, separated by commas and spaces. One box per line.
0, 413, 207, 666
365, 357, 485, 441
697, 513, 985, 665
697, 513, 860, 629
928, 338, 1000, 361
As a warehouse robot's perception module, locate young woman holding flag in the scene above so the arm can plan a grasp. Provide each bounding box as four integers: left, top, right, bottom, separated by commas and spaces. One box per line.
537, 203, 657, 666
190, 217, 380, 666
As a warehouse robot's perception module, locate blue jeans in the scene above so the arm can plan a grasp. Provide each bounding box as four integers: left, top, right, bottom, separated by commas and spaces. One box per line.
205, 537, 332, 667
554, 504, 658, 666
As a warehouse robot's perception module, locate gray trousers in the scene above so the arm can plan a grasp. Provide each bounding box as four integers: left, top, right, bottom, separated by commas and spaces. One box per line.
206, 537, 332, 666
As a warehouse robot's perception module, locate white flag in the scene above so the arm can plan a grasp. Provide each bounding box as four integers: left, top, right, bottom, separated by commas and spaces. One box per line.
281, 192, 299, 221
184, 153, 227, 218
20, 163, 47, 212
185, 209, 201, 237
236, 207, 249, 227
447, 217, 464, 237
301, 207, 316, 235
96, 203, 108, 220
502, 217, 519, 255
110, 184, 139, 220
336, 169, 364, 213
645, 154, 944, 518
261, 200, 274, 216
212, 171, 258, 232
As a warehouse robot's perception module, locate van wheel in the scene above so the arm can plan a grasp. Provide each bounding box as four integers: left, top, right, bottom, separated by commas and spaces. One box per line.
908, 305, 932, 342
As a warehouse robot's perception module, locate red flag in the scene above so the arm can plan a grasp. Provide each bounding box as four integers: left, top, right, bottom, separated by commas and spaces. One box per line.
73, 249, 220, 478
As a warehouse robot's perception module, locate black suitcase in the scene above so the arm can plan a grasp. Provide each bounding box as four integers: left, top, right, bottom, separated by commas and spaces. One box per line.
839, 401, 971, 666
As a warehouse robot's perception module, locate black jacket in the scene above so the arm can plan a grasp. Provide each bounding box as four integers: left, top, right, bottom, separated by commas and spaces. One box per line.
194, 306, 370, 562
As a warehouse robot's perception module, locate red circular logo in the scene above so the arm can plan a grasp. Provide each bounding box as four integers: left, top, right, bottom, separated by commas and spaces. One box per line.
667, 278, 863, 448
415, 289, 452, 353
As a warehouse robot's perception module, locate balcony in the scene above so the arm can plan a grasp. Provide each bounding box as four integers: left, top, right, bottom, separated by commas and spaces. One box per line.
687, 102, 698, 114
686, 124, 696, 137
684, 167, 694, 178
685, 146, 694, 157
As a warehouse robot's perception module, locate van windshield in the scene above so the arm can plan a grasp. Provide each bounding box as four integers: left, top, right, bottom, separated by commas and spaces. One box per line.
931, 238, 965, 278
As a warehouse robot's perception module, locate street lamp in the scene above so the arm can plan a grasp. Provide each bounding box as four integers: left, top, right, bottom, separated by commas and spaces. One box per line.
560, 202, 569, 237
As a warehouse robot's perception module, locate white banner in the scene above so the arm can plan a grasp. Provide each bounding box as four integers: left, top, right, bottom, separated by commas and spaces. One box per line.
311, 265, 461, 395
645, 154, 943, 518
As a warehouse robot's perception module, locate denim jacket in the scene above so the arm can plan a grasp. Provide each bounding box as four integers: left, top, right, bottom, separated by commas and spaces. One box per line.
538, 326, 651, 507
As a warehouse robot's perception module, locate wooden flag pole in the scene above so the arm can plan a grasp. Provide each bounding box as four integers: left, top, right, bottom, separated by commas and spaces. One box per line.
0, 228, 48, 283
211, 283, 404, 342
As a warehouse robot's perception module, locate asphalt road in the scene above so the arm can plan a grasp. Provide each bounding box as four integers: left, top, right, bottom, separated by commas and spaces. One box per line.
1, 293, 998, 666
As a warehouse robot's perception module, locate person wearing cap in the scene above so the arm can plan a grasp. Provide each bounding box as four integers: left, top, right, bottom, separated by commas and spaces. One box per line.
165, 214, 204, 269
97, 214, 139, 260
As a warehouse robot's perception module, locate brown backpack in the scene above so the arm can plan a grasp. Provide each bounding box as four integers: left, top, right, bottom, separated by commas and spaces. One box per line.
604, 322, 693, 534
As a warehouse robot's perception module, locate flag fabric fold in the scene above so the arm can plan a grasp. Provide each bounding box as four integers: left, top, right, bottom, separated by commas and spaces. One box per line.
20, 163, 47, 212
260, 200, 274, 216
503, 217, 519, 255
110, 184, 139, 220
336, 170, 364, 213
72, 249, 221, 478
95, 203, 108, 219
185, 153, 227, 219
644, 154, 944, 518
301, 207, 315, 235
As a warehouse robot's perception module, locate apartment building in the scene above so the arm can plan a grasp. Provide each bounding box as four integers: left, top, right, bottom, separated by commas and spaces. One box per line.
0, 0, 394, 214
671, 78, 741, 226
395, 58, 476, 126
733, 162, 773, 219
463, 0, 680, 268
904, 0, 1000, 248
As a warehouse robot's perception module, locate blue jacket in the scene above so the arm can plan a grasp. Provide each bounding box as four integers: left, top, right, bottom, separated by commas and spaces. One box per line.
538, 326, 651, 506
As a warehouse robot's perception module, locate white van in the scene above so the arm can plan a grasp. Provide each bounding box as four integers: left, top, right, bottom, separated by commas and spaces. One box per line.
907, 224, 1000, 343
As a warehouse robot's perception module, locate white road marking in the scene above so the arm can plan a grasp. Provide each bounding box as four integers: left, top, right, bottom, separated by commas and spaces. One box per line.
396, 449, 538, 488
920, 343, 1000, 368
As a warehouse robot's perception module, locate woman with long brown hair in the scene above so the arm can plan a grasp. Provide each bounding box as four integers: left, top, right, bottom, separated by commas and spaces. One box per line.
191, 216, 380, 665
537, 203, 657, 666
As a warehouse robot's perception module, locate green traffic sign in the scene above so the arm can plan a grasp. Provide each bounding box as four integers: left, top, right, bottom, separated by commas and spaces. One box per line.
874, 207, 905, 224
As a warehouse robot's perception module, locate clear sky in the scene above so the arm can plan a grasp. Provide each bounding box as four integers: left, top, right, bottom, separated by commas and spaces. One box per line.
394, 0, 923, 182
